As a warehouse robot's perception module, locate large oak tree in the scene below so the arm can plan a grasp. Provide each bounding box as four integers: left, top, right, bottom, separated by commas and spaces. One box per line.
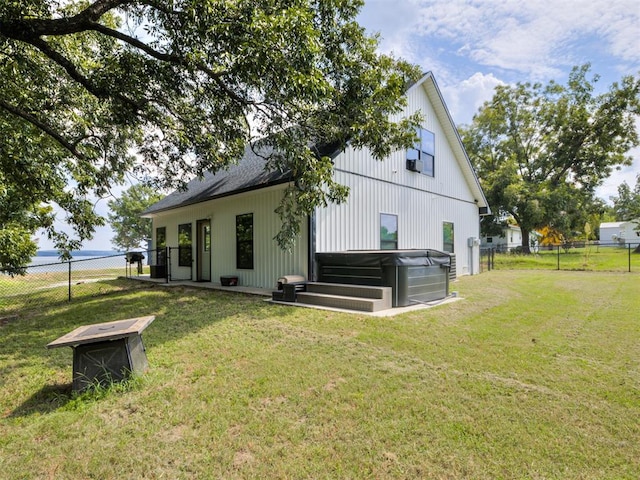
461, 65, 640, 253
0, 0, 421, 273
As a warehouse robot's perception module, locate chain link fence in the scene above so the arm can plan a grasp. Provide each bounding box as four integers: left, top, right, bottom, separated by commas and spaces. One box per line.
0, 252, 152, 316
481, 242, 640, 273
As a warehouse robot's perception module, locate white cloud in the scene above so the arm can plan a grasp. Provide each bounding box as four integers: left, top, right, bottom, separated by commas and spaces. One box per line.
359, 0, 640, 201
358, 0, 420, 58
406, 0, 640, 79
441, 72, 505, 125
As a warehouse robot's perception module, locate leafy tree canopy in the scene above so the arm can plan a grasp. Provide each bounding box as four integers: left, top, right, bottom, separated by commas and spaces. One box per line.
461, 65, 640, 253
108, 184, 163, 251
610, 174, 640, 236
0, 0, 422, 272
611, 174, 640, 222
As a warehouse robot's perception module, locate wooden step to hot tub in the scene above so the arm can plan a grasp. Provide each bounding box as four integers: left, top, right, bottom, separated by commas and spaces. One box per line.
296, 283, 392, 312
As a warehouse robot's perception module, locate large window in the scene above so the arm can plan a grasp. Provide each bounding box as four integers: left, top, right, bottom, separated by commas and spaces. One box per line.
178, 223, 192, 266
443, 222, 454, 253
407, 127, 435, 176
380, 213, 398, 250
236, 213, 254, 269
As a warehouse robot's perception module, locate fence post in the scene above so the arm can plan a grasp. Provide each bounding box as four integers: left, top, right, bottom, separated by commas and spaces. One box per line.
557, 245, 560, 270
68, 261, 72, 302
629, 243, 632, 273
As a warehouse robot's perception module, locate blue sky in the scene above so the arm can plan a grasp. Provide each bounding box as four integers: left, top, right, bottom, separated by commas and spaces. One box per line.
358, 0, 640, 199
37, 0, 640, 251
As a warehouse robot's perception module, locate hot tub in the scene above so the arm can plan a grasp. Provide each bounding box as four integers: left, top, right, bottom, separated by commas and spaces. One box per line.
315, 250, 451, 307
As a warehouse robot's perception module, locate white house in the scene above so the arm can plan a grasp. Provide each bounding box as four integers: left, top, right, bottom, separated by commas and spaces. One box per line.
143, 72, 490, 289
599, 221, 640, 245
481, 225, 541, 252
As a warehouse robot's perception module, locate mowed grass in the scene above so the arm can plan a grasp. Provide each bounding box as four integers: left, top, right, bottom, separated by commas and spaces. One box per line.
1, 271, 639, 479
0, 266, 143, 312
493, 245, 640, 272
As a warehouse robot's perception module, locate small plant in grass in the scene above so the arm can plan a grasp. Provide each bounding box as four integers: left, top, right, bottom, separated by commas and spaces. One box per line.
62, 373, 144, 412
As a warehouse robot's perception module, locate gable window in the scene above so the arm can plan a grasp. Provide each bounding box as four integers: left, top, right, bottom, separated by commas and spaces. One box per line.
236, 213, 254, 269
178, 223, 192, 266
380, 213, 398, 250
407, 127, 435, 176
443, 222, 454, 253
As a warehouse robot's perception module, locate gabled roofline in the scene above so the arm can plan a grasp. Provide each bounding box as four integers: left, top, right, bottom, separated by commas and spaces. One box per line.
144, 72, 491, 216
408, 72, 490, 214
141, 177, 291, 217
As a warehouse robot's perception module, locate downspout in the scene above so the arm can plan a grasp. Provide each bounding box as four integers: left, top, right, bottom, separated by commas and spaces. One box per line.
308, 212, 316, 281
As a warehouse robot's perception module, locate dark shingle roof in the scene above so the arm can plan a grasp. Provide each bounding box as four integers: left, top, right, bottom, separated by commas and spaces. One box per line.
143, 145, 291, 215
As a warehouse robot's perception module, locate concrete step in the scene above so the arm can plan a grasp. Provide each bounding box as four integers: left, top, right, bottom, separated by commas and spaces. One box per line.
306, 282, 390, 300
296, 291, 391, 312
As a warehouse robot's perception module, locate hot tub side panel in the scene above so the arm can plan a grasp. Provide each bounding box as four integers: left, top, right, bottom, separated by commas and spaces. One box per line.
316, 251, 450, 307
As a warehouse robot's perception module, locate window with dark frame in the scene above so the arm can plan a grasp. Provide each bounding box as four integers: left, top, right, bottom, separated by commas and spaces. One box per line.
380, 213, 398, 250
443, 222, 454, 253
178, 223, 192, 267
236, 213, 254, 269
407, 127, 435, 176
156, 227, 166, 265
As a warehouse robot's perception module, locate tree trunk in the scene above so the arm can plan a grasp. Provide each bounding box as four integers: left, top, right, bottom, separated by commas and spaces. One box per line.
521, 228, 532, 254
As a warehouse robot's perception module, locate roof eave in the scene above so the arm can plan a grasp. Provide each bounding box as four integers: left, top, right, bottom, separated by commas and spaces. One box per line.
142, 177, 292, 217
417, 73, 490, 212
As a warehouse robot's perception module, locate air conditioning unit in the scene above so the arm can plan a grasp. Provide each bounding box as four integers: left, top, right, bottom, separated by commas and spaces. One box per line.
406, 159, 423, 172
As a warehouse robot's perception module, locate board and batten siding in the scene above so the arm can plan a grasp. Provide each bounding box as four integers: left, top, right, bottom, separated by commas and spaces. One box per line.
314, 78, 482, 275
152, 184, 308, 288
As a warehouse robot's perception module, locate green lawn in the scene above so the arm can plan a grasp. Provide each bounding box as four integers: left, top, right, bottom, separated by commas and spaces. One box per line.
0, 266, 145, 312
490, 245, 639, 272
1, 271, 639, 479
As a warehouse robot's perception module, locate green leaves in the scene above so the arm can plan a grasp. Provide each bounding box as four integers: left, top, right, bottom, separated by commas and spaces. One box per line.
611, 175, 640, 228
108, 184, 163, 251
462, 64, 640, 251
0, 0, 421, 269
0, 224, 38, 276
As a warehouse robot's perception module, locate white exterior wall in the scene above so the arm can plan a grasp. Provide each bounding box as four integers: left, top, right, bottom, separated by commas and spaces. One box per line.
314, 81, 482, 276
149, 74, 486, 284
151, 184, 308, 288
600, 221, 640, 245
482, 227, 524, 252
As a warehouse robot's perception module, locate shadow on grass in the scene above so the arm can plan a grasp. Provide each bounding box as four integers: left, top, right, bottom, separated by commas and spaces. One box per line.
7, 382, 74, 417
2, 279, 293, 417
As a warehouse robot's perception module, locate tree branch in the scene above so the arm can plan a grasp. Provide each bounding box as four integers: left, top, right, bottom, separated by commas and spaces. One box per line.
28, 37, 105, 97
0, 0, 130, 40
87, 21, 179, 63
0, 0, 254, 110
28, 36, 146, 114
0, 98, 86, 160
